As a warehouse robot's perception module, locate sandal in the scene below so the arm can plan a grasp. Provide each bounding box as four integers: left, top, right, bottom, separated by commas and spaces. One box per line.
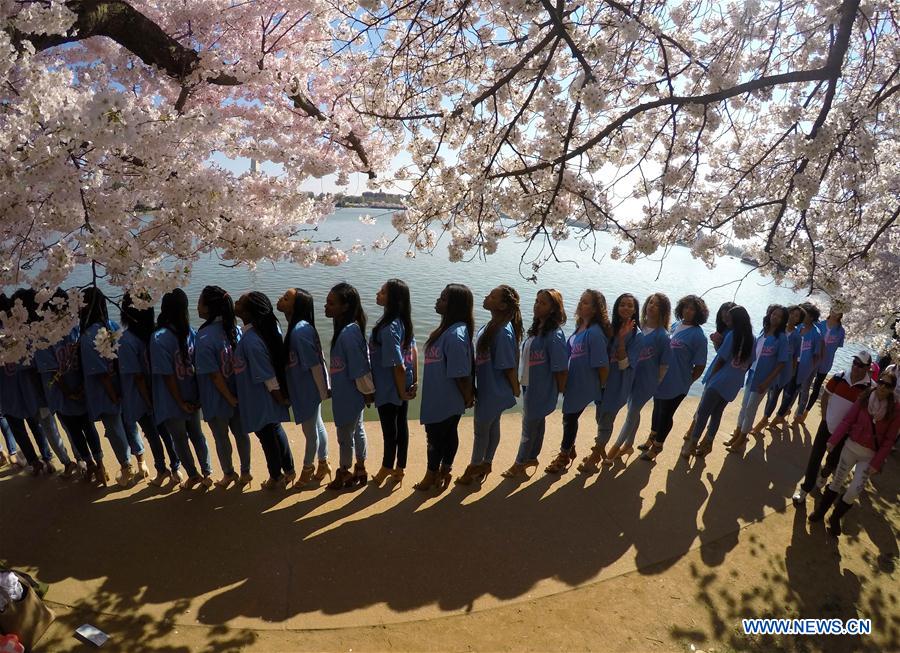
636, 436, 655, 452
500, 463, 528, 479
544, 448, 575, 475
694, 438, 714, 457
726, 432, 749, 452
576, 446, 605, 475
639, 442, 663, 462
436, 465, 452, 493
679, 439, 694, 460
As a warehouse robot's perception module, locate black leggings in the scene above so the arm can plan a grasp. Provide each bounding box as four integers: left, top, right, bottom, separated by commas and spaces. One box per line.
424, 414, 461, 472
805, 372, 829, 413
650, 394, 687, 444
377, 401, 409, 469
57, 413, 102, 464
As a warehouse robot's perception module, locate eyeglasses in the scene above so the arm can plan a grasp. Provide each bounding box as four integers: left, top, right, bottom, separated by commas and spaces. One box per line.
852, 359, 868, 367
877, 379, 897, 389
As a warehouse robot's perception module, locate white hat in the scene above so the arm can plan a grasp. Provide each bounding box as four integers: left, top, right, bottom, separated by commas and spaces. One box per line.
853, 350, 872, 365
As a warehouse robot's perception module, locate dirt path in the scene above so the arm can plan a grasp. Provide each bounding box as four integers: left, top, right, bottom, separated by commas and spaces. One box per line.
1, 398, 897, 652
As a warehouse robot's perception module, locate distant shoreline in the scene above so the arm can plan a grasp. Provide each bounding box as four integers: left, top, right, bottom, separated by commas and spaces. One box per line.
335, 202, 407, 210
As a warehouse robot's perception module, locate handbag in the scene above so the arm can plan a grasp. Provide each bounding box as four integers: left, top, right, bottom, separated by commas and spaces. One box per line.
0, 574, 55, 651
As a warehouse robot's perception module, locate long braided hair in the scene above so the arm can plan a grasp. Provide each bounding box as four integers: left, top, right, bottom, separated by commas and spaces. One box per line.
199, 285, 238, 350
329, 283, 367, 351
80, 287, 110, 330
157, 289, 192, 363
373, 279, 414, 350
242, 291, 288, 394
477, 284, 523, 356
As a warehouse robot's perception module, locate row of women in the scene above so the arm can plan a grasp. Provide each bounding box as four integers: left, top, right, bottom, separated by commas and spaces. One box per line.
1, 284, 896, 523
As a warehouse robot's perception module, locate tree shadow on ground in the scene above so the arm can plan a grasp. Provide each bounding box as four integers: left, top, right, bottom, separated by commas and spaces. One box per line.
2, 421, 893, 644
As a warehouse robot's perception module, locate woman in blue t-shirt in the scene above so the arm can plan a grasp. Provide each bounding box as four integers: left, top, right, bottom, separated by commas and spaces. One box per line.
196, 286, 252, 489
684, 305, 755, 458
502, 289, 568, 479
801, 309, 845, 419
608, 293, 672, 463
150, 289, 212, 490
119, 292, 180, 486
369, 279, 417, 487
325, 283, 374, 491
79, 287, 135, 486
681, 301, 736, 440
545, 289, 610, 474
457, 285, 522, 486
579, 293, 642, 474
416, 283, 475, 491
278, 287, 331, 486
725, 304, 789, 451
639, 295, 710, 462
234, 292, 295, 489
772, 302, 823, 426
756, 304, 804, 431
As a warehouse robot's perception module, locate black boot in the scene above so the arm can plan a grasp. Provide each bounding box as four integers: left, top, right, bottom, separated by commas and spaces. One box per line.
809, 486, 839, 522
827, 497, 854, 537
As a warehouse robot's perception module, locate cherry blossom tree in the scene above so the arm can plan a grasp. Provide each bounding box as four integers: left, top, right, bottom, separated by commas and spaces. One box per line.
1, 0, 898, 360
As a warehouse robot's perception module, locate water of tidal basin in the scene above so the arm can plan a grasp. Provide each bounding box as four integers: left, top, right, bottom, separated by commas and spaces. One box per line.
67, 208, 857, 421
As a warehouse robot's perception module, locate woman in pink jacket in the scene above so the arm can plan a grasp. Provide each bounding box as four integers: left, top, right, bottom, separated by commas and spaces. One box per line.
809, 371, 899, 536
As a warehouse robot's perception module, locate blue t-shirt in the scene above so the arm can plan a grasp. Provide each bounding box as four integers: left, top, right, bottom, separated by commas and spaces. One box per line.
817, 321, 845, 374
150, 327, 199, 425
286, 320, 327, 424
36, 328, 86, 416
195, 321, 240, 421
234, 327, 290, 433
746, 332, 790, 392
80, 321, 122, 420
370, 319, 408, 408
795, 324, 823, 382
474, 322, 518, 422
706, 331, 756, 402
702, 328, 731, 384
0, 363, 42, 420
522, 328, 568, 419
330, 322, 371, 427
630, 327, 672, 407
778, 329, 802, 388
117, 329, 152, 424
598, 330, 643, 413
655, 323, 708, 400
420, 322, 473, 425
562, 324, 609, 414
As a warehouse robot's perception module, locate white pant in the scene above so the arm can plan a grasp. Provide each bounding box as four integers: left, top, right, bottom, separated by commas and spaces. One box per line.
827, 439, 873, 503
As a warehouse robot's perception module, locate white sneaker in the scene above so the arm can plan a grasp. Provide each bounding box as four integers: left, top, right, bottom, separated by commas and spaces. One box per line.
815, 472, 829, 490
792, 487, 808, 505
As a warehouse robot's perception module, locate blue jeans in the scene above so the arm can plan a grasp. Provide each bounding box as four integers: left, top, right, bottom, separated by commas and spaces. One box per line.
594, 409, 619, 447
614, 397, 652, 448
0, 415, 17, 456
515, 401, 546, 464
128, 413, 179, 474
472, 414, 502, 464
255, 422, 294, 479
335, 413, 367, 468
165, 412, 211, 477
737, 388, 766, 433
99, 412, 132, 465
300, 407, 328, 467
764, 385, 786, 418
207, 412, 251, 475
689, 387, 730, 444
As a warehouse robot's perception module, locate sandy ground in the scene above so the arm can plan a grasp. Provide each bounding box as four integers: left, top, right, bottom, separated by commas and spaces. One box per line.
1, 397, 897, 652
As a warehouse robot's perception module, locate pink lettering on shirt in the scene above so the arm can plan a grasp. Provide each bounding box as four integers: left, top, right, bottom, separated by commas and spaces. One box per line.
528, 348, 546, 367
638, 346, 655, 362
233, 351, 247, 375
569, 342, 587, 360
330, 354, 346, 375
